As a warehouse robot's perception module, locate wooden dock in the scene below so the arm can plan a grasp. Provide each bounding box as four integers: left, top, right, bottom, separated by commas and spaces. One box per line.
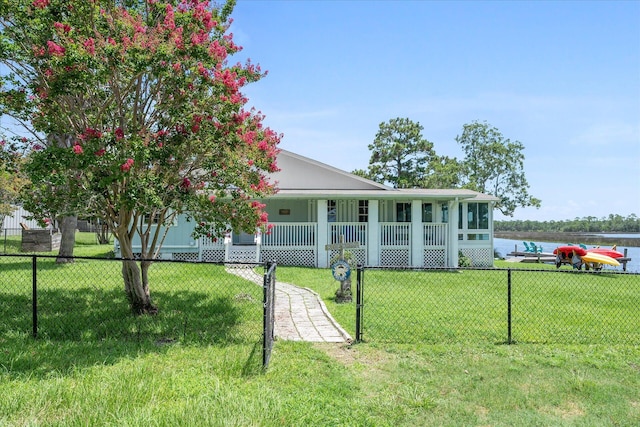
505, 251, 557, 264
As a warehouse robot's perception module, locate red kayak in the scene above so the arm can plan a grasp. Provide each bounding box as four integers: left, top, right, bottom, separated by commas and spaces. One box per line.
586, 248, 624, 259
553, 246, 587, 257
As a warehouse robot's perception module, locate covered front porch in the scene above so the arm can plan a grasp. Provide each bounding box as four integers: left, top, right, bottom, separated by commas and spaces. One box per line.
198, 197, 487, 267
199, 221, 451, 267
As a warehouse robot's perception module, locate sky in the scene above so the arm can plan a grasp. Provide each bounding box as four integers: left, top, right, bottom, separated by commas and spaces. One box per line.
229, 0, 640, 222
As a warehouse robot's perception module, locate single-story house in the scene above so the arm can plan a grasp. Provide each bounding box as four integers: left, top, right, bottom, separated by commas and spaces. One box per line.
116, 150, 500, 267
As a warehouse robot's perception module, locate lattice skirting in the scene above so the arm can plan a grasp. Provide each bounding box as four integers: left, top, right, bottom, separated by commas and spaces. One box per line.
380, 248, 410, 267
172, 252, 199, 262
423, 248, 446, 267
329, 248, 367, 266
227, 248, 259, 263
260, 248, 317, 267
460, 247, 493, 267
201, 249, 225, 262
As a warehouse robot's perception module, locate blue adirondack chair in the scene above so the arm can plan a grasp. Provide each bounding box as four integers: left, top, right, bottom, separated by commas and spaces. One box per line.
523, 242, 533, 253
530, 242, 543, 253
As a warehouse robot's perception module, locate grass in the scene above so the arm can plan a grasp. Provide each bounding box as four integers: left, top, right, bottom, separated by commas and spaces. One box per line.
1, 234, 639, 425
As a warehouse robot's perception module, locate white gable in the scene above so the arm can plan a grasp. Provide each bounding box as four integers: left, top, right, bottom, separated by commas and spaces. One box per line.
271, 150, 389, 191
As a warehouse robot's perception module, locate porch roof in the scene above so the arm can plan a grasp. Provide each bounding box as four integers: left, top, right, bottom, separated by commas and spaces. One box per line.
270, 188, 500, 202
268, 150, 500, 203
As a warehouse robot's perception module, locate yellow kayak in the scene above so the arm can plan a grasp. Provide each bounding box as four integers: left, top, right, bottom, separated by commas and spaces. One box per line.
581, 252, 620, 266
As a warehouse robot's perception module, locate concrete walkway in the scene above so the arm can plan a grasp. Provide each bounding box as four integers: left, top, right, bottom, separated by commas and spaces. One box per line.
227, 267, 352, 343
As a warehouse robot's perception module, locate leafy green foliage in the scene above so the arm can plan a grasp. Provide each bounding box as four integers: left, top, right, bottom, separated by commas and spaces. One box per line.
421, 153, 462, 189
0, 138, 27, 221
456, 121, 541, 216
360, 117, 436, 188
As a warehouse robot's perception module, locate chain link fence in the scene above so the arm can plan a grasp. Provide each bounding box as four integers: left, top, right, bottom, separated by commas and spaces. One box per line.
0, 254, 276, 367
355, 266, 640, 345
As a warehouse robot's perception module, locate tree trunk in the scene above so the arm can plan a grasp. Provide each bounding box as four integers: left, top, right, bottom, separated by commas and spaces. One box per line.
121, 259, 157, 315
117, 230, 157, 315
56, 215, 77, 263
95, 220, 110, 244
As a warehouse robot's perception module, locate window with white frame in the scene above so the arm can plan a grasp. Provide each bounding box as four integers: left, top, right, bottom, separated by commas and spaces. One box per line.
422, 203, 433, 222
143, 211, 177, 226
327, 199, 337, 222
396, 202, 411, 222
440, 203, 448, 223
358, 200, 368, 223
467, 202, 489, 229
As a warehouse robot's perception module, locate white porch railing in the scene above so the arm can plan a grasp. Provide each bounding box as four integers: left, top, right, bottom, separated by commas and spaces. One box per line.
195, 221, 455, 267
328, 222, 367, 244
262, 223, 316, 247
199, 234, 225, 248
423, 223, 447, 246
380, 223, 410, 247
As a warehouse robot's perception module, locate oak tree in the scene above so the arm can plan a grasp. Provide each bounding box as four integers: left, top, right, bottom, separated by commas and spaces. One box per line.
456, 121, 540, 216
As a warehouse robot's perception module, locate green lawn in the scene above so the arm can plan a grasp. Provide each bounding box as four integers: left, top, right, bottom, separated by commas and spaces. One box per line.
1, 235, 639, 425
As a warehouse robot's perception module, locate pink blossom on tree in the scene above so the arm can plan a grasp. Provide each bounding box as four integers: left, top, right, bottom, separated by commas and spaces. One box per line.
32, 0, 49, 9
120, 158, 134, 172
46, 41, 65, 56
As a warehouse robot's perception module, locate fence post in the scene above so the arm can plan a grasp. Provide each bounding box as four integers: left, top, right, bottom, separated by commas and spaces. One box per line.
262, 261, 270, 367
32, 255, 38, 338
262, 260, 276, 369
507, 268, 512, 344
355, 264, 363, 343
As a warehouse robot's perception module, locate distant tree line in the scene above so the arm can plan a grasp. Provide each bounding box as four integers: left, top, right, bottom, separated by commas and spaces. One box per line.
495, 214, 640, 233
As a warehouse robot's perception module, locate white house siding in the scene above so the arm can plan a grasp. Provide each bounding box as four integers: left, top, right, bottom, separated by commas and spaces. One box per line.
264, 199, 312, 222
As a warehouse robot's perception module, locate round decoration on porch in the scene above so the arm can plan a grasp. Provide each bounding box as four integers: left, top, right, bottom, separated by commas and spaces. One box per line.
331, 260, 351, 281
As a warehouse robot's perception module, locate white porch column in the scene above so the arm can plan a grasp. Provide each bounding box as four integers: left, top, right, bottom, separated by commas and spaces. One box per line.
224, 231, 231, 262
367, 200, 379, 266
411, 199, 423, 267
317, 199, 328, 268
448, 199, 459, 267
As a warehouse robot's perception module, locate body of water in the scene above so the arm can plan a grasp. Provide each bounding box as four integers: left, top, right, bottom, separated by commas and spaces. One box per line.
493, 238, 640, 273
595, 233, 640, 238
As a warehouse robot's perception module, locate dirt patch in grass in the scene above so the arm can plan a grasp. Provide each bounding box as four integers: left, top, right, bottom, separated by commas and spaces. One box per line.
314, 342, 366, 366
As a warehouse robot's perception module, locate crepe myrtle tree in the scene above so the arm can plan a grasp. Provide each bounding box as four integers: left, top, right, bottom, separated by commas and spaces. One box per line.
0, 0, 280, 314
